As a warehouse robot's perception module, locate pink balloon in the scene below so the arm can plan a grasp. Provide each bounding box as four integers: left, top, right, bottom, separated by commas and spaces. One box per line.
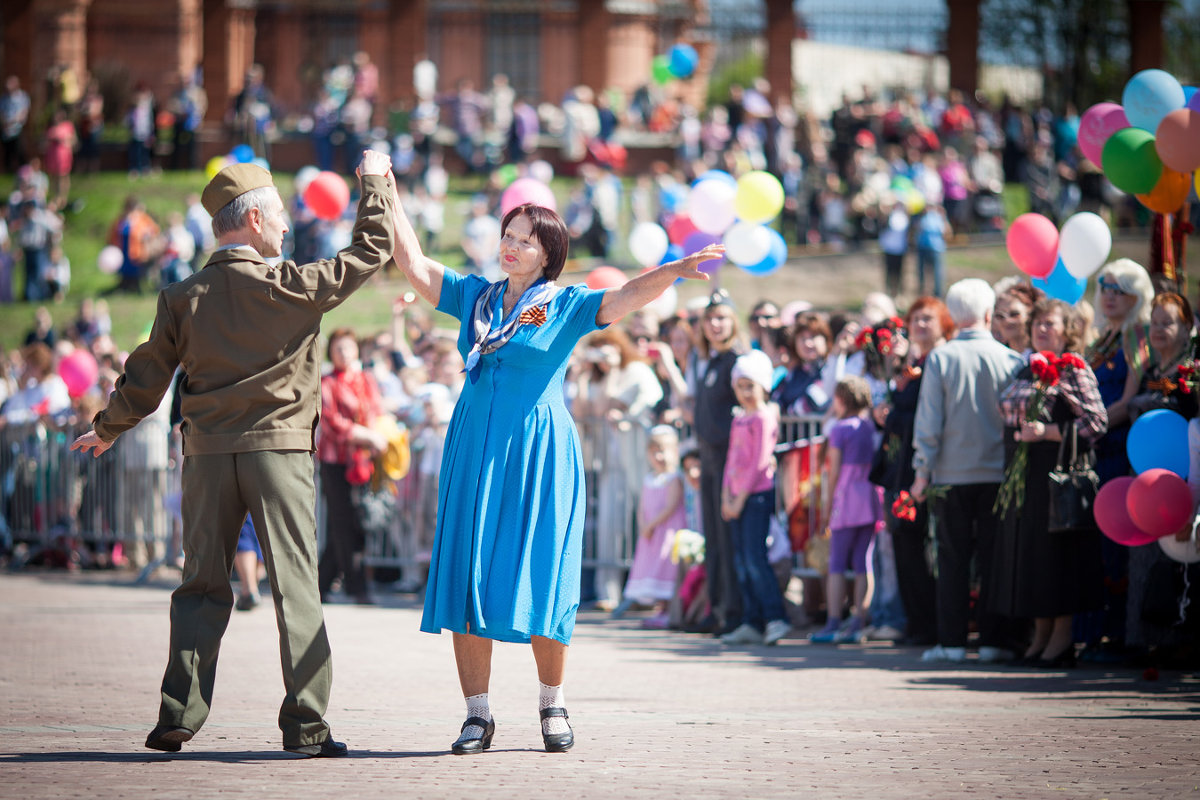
303, 171, 351, 221
1095, 477, 1161, 546
585, 266, 626, 290
1126, 468, 1194, 539
666, 214, 699, 246
499, 178, 556, 217
1078, 102, 1130, 166
57, 350, 99, 400
1005, 213, 1059, 278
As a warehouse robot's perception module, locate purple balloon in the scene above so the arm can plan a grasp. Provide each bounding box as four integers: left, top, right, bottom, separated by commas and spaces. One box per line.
682, 231, 724, 274
1078, 102, 1130, 166
1188, 88, 1200, 113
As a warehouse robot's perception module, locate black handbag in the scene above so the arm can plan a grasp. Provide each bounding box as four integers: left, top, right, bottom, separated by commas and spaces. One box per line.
1047, 423, 1100, 534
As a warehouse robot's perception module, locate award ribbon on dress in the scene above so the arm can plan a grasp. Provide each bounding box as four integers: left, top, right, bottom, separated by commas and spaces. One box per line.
464, 278, 560, 383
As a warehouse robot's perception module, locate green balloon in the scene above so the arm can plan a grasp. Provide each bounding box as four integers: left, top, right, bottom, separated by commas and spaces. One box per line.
652, 55, 673, 86
496, 163, 518, 187
1101, 127, 1163, 195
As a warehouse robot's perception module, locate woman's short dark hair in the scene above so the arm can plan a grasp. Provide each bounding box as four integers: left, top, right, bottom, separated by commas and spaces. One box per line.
785, 312, 832, 362
502, 203, 569, 281
326, 327, 357, 361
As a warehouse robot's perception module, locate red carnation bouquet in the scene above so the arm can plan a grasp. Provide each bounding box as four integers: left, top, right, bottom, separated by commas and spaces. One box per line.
993, 350, 1086, 516
854, 315, 907, 381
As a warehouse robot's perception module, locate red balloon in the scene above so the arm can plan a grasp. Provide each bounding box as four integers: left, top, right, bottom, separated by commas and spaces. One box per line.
1126, 468, 1194, 539
666, 214, 699, 246
1005, 213, 1059, 279
1095, 477, 1159, 546
586, 266, 627, 290
303, 171, 351, 221
58, 349, 99, 400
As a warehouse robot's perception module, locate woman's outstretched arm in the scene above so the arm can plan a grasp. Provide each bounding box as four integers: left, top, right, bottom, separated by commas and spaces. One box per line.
595, 244, 724, 326
388, 176, 446, 307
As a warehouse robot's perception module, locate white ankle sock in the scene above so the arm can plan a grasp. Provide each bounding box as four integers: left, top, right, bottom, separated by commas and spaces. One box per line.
456, 692, 491, 743
538, 682, 569, 735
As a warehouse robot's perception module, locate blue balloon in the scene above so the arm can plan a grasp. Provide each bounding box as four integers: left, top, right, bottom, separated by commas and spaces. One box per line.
1122, 69, 1185, 132
668, 44, 699, 79
250, 157, 270, 171
742, 228, 787, 275
659, 244, 684, 265
692, 170, 736, 189
231, 143, 255, 164
660, 184, 688, 213
1128, 408, 1190, 478
1185, 86, 1198, 105
1032, 258, 1087, 305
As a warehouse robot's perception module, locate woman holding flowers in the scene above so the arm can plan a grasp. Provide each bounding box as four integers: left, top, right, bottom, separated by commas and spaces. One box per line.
990, 298, 1107, 668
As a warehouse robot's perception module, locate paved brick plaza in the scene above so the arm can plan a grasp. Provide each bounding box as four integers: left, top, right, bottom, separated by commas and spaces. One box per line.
0, 573, 1196, 799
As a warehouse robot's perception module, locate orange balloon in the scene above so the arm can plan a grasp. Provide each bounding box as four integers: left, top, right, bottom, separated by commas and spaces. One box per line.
1136, 166, 1191, 214
1154, 109, 1200, 173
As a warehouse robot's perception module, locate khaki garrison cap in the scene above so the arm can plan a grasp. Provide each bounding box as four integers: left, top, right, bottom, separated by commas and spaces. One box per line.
201, 163, 276, 216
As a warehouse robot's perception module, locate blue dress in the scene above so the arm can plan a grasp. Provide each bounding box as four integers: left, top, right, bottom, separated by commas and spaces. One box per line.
420, 269, 608, 644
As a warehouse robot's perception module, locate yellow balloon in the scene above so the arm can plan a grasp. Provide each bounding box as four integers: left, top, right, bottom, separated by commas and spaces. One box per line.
1195, 168, 1200, 198
905, 190, 926, 215
205, 155, 230, 180
733, 171, 784, 224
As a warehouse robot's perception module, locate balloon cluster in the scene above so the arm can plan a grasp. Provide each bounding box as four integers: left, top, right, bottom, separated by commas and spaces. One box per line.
1094, 409, 1200, 563
651, 44, 699, 85
1079, 69, 1200, 212
1005, 208, 1111, 304
204, 144, 271, 182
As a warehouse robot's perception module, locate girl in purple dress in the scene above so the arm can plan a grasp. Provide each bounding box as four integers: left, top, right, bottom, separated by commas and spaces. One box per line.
811, 375, 883, 643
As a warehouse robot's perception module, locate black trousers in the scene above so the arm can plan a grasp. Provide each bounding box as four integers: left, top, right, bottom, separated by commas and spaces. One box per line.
929, 482, 1014, 649
699, 440, 741, 629
885, 490, 937, 643
318, 461, 369, 599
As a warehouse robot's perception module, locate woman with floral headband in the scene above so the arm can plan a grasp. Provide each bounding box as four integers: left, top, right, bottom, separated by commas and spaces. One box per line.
389, 190, 722, 755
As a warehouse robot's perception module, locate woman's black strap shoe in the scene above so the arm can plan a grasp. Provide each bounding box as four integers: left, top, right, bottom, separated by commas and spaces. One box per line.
451, 716, 495, 755
540, 707, 574, 752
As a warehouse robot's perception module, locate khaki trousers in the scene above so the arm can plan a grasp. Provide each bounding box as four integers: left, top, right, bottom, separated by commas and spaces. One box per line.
157, 450, 333, 747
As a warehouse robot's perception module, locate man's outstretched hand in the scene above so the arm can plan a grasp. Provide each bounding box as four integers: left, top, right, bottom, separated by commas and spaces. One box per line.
357, 149, 393, 178
71, 431, 113, 458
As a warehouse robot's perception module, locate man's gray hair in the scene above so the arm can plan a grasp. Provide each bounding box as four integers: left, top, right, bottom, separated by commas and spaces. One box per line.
211, 186, 278, 238
945, 278, 996, 326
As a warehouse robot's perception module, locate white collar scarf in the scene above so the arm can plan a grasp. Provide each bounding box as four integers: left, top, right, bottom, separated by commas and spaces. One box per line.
464, 278, 560, 383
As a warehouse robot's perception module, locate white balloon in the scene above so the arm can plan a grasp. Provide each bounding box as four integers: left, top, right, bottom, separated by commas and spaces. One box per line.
1159, 531, 1200, 563
413, 60, 438, 100
722, 221, 772, 266
688, 178, 737, 235
295, 166, 320, 195
97, 245, 123, 274
628, 222, 669, 267
1058, 212, 1112, 280
529, 159, 555, 185
644, 283, 678, 322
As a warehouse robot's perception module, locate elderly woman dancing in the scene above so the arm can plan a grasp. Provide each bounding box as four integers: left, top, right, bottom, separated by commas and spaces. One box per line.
389, 187, 722, 754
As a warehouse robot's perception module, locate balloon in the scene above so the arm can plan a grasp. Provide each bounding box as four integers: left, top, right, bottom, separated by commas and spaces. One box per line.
1127, 468, 1193, 539
97, 245, 124, 275
1186, 86, 1199, 106
1158, 532, 1200, 563
1005, 213, 1059, 279
1122, 69, 1186, 132
1196, 169, 1200, 199
204, 155, 230, 180
682, 231, 724, 275
499, 177, 556, 216
58, 350, 99, 400
1127, 408, 1190, 477
688, 178, 737, 234
231, 143, 255, 163
660, 183, 688, 214
668, 43, 699, 79
741, 228, 787, 276
303, 171, 351, 221
1190, 89, 1200, 113
1101, 127, 1162, 195
1032, 258, 1088, 305
250, 157, 270, 171
1078, 102, 1130, 166
1153, 109, 1200, 173
529, 159, 555, 185
628, 222, 670, 267
1136, 166, 1192, 214
294, 166, 320, 195
723, 221, 773, 267
659, 244, 684, 266
495, 163, 519, 187
692, 170, 736, 189
1058, 212, 1112, 280
585, 266, 626, 290
733, 170, 785, 224
666, 214, 699, 245
651, 55, 673, 86
1095, 477, 1161, 546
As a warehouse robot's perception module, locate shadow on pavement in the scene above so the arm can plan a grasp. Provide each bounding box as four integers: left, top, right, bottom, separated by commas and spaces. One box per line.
0, 748, 447, 763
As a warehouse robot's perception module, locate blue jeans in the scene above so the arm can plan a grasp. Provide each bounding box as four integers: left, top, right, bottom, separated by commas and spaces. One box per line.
731, 489, 786, 630
917, 247, 945, 297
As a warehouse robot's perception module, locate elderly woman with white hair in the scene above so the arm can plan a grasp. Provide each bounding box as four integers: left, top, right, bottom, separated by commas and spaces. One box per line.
1075, 259, 1153, 662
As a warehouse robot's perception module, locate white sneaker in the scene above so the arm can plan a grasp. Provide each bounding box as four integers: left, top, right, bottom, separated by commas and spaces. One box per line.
866, 624, 903, 641
763, 619, 791, 645
720, 623, 764, 645
977, 646, 1014, 663
921, 644, 967, 663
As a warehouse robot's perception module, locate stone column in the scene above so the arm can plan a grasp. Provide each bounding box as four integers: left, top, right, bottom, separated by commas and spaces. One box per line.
945, 0, 980, 96
202, 0, 257, 124
578, 0, 611, 94
1128, 0, 1167, 74
763, 0, 793, 102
